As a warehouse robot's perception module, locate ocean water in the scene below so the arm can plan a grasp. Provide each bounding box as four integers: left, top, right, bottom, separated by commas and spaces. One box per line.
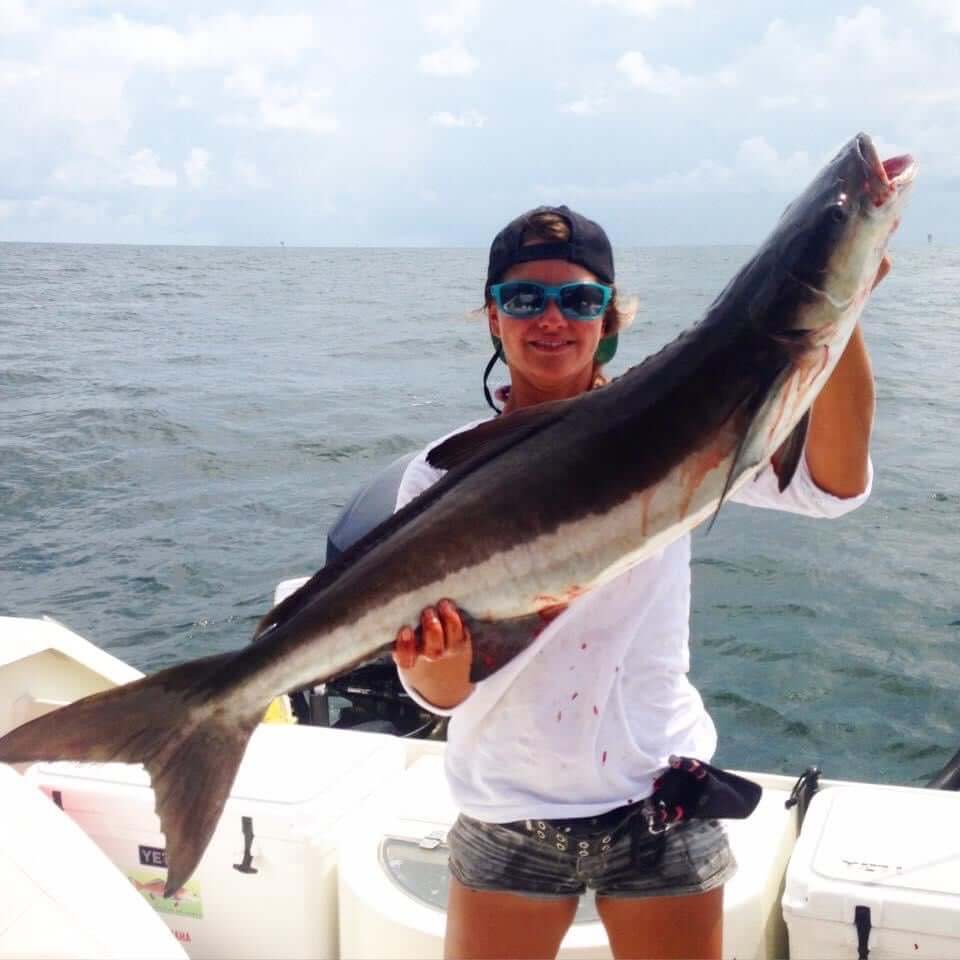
2, 241, 958, 788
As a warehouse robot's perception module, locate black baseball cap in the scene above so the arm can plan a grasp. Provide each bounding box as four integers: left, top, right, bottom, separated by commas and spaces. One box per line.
485, 205, 615, 289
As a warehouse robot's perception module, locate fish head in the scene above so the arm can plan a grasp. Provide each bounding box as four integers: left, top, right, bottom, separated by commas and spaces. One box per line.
773, 132, 917, 318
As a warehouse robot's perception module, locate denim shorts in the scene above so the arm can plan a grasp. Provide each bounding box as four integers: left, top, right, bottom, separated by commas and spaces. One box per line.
447, 803, 736, 900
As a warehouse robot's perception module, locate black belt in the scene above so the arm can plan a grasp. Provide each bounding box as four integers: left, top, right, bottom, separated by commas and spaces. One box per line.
513, 803, 645, 857
507, 756, 762, 856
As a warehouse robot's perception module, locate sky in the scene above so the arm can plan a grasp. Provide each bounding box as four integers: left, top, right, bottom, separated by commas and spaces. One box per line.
0, 0, 957, 247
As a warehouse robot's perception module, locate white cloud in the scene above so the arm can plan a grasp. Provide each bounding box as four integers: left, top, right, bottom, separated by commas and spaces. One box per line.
758, 94, 802, 111
641, 137, 812, 194
234, 159, 269, 189
259, 93, 337, 135
559, 96, 611, 115
55, 13, 318, 72
224, 65, 266, 98
222, 68, 336, 135
29, 195, 104, 225
423, 0, 481, 35
734, 136, 814, 189
534, 135, 815, 199
430, 109, 485, 128
0, 12, 335, 172
0, 199, 15, 219
419, 46, 478, 76
592, 0, 694, 15
826, 7, 895, 63
728, 8, 959, 177
617, 51, 735, 95
124, 149, 178, 188
184, 148, 210, 188
2, 2, 958, 245
913, 0, 960, 31
897, 87, 960, 105
0, 60, 41, 90
0, 0, 33, 34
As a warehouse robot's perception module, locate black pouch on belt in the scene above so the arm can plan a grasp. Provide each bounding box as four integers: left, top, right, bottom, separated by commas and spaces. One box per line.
642, 756, 763, 831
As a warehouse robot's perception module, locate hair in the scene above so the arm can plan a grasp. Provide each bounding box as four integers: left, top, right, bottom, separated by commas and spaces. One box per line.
484, 210, 635, 387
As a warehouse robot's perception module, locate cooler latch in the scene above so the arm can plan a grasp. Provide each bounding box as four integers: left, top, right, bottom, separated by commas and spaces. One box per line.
854, 904, 871, 959
418, 829, 447, 851
233, 816, 259, 876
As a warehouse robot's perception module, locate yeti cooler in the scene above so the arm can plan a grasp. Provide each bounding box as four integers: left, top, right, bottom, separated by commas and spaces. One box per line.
782, 784, 960, 959
26, 724, 407, 959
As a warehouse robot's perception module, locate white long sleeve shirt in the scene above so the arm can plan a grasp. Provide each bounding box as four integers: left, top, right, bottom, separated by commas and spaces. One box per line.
396, 419, 872, 822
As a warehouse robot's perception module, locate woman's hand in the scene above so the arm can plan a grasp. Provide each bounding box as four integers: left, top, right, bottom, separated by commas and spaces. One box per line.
393, 599, 471, 668
393, 599, 475, 709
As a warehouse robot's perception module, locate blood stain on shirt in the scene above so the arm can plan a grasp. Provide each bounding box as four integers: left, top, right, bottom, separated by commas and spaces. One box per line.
557, 710, 562, 722
571, 692, 579, 701
601, 751, 608, 765
580, 642, 588, 650
592, 705, 599, 716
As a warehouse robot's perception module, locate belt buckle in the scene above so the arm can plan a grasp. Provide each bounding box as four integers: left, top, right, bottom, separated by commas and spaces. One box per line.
643, 799, 669, 835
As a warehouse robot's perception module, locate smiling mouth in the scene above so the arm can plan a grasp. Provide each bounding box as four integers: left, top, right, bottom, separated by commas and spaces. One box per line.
529, 340, 575, 351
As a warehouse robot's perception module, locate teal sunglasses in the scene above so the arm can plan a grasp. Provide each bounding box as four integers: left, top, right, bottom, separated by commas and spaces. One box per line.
489, 281, 613, 322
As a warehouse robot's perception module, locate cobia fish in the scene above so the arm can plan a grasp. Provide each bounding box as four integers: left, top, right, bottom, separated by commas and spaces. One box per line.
0, 133, 916, 895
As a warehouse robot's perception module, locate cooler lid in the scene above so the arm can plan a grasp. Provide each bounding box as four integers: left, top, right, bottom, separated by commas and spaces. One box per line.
809, 786, 960, 897
30, 725, 404, 809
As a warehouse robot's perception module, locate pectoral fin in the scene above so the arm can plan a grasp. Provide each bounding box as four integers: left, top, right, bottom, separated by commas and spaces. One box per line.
771, 410, 809, 492
463, 610, 549, 682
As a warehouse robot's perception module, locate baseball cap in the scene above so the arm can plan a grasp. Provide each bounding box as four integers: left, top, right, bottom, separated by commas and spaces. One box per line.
486, 205, 615, 289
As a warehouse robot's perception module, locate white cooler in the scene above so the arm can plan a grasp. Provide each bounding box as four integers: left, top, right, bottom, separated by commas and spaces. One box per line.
782, 784, 960, 959
337, 754, 615, 960
0, 763, 186, 960
25, 725, 406, 960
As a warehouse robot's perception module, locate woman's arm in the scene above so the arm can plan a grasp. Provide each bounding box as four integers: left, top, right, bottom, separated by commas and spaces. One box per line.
804, 255, 889, 498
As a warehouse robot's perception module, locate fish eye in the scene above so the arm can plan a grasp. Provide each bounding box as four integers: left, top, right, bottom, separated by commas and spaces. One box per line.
829, 204, 847, 224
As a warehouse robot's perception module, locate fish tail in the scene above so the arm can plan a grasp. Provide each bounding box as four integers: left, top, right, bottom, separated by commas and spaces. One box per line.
0, 650, 262, 897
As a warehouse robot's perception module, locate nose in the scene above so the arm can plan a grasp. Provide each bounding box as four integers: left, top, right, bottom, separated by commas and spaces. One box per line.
536, 297, 567, 327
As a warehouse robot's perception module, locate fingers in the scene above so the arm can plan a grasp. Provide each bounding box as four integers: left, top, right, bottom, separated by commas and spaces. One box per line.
437, 599, 469, 653
392, 599, 469, 668
392, 625, 417, 669
421, 605, 445, 659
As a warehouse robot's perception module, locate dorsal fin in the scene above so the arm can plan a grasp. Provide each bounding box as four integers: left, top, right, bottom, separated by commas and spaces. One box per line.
252, 558, 351, 641
427, 399, 573, 473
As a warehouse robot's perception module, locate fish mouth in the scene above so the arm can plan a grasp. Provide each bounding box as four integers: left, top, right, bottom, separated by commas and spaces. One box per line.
856, 133, 918, 206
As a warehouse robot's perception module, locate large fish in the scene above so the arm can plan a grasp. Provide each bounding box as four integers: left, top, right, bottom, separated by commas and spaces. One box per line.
0, 133, 916, 895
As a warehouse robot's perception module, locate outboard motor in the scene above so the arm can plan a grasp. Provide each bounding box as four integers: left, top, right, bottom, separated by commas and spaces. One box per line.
325, 453, 417, 564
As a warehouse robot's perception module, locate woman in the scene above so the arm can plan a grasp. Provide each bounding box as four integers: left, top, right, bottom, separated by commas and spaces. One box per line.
392, 205, 882, 960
